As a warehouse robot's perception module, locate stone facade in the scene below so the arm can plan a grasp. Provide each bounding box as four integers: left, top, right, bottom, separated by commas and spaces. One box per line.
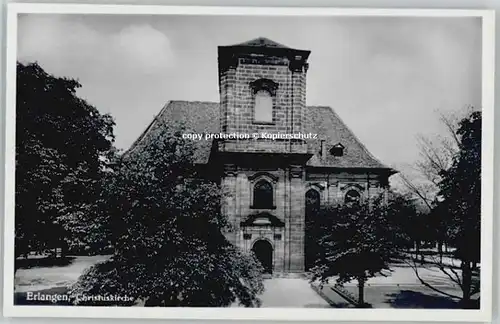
128, 37, 397, 274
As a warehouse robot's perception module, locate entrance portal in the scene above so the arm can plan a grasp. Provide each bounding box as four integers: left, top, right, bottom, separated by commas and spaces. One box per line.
252, 240, 273, 274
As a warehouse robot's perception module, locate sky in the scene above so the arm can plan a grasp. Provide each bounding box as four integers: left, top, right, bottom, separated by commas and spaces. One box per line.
17, 14, 482, 185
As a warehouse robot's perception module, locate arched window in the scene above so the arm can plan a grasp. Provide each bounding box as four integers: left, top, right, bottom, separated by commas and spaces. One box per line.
345, 189, 361, 205
306, 189, 321, 215
254, 90, 273, 123
253, 179, 274, 209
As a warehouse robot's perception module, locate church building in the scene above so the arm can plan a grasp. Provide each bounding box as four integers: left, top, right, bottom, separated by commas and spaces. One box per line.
129, 37, 397, 274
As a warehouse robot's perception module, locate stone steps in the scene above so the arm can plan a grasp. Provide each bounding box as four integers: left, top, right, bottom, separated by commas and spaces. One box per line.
270, 272, 307, 279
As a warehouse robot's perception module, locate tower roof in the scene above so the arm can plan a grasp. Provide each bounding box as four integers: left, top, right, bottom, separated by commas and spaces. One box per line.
218, 37, 311, 62
229, 37, 291, 49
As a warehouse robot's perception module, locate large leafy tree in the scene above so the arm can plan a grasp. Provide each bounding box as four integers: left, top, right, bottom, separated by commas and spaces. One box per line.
398, 109, 473, 260
70, 123, 264, 307
383, 193, 422, 252
438, 110, 481, 306
406, 110, 481, 308
15, 62, 115, 257
310, 195, 401, 307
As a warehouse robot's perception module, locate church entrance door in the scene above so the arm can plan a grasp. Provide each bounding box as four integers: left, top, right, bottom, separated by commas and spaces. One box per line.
252, 240, 273, 274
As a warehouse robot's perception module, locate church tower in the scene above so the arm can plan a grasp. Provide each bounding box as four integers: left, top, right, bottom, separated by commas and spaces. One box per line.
215, 38, 313, 273
217, 37, 311, 154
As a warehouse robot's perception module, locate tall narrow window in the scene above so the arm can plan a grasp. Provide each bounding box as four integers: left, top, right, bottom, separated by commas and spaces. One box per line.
305, 189, 321, 271
253, 179, 274, 209
254, 90, 273, 123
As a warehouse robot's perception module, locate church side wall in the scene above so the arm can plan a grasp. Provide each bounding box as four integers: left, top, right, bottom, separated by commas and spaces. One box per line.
306, 171, 387, 206
221, 167, 389, 274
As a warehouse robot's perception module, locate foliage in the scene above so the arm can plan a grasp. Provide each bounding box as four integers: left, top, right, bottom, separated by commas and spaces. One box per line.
383, 193, 424, 249
15, 62, 115, 257
397, 109, 475, 253
407, 110, 481, 307
438, 111, 481, 263
310, 195, 401, 306
437, 110, 481, 304
70, 122, 264, 307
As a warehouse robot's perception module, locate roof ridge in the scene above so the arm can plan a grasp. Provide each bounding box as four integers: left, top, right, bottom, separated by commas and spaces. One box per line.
124, 100, 174, 156
230, 37, 290, 49
169, 99, 218, 104
307, 105, 333, 109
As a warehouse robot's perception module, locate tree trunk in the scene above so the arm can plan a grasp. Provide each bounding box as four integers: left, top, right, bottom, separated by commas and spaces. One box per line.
61, 240, 67, 258
415, 241, 424, 263
438, 242, 443, 263
461, 260, 472, 308
357, 276, 365, 307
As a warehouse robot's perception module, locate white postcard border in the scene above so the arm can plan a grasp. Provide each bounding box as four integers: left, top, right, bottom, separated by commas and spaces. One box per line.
3, 4, 495, 322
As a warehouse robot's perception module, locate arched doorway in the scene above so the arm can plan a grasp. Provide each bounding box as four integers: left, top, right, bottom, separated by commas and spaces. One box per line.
252, 240, 273, 274
305, 189, 321, 271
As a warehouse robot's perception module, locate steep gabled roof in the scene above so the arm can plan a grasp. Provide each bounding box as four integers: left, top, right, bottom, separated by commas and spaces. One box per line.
127, 100, 394, 171
304, 106, 390, 169
126, 101, 219, 163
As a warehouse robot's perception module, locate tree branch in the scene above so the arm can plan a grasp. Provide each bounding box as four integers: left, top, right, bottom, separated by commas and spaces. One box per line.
404, 259, 461, 300
428, 254, 463, 287
398, 173, 434, 211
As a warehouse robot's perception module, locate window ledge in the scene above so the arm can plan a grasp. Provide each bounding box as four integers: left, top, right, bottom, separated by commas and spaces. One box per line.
252, 121, 275, 125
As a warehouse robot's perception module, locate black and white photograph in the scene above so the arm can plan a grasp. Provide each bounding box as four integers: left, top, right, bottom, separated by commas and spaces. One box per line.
3, 4, 495, 322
